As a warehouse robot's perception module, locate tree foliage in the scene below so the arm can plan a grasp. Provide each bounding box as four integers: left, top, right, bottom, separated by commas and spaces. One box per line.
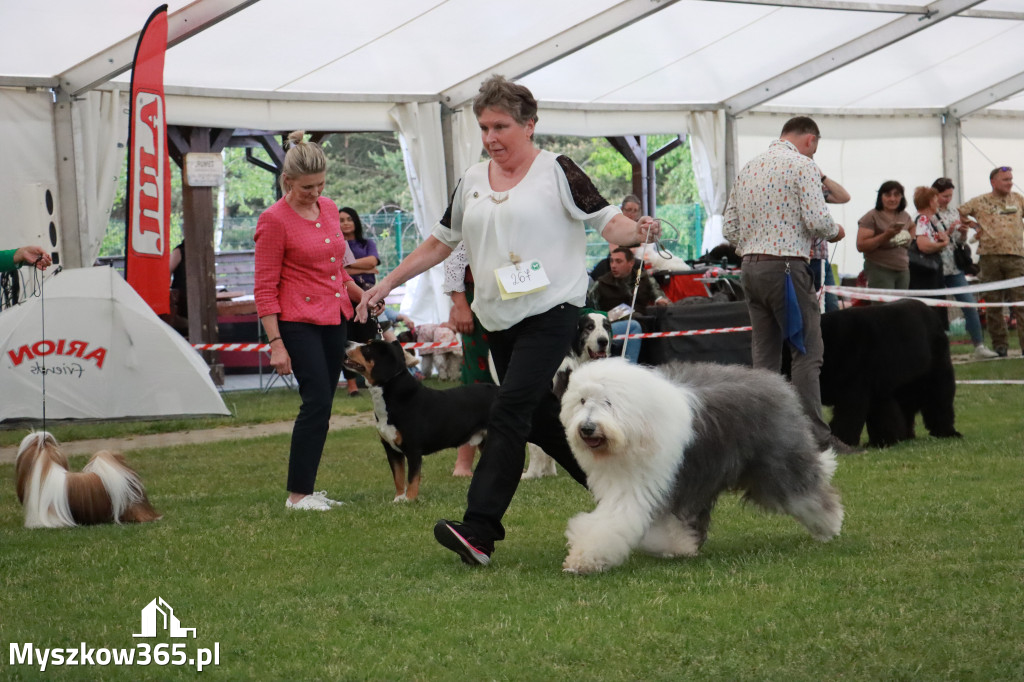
321, 132, 411, 214
538, 133, 699, 209
99, 130, 700, 259
223, 147, 276, 216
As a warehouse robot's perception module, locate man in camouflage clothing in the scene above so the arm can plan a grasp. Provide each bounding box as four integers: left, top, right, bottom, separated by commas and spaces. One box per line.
959, 166, 1024, 357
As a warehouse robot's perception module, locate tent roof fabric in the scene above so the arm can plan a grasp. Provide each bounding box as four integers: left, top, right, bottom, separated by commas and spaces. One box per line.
3, 0, 1023, 118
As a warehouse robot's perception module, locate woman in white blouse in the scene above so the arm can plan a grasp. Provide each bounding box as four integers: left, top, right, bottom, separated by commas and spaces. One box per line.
356, 75, 659, 566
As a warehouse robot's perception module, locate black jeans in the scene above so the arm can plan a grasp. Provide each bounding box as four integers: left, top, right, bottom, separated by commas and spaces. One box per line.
279, 321, 347, 494
463, 303, 588, 544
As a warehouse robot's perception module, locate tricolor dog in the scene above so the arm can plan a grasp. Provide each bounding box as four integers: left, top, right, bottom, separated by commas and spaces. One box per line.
523, 311, 612, 479
343, 340, 498, 501
552, 311, 613, 397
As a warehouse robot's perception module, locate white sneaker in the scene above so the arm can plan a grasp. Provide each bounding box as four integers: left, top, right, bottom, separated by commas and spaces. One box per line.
973, 345, 999, 360
285, 495, 331, 511
311, 490, 345, 507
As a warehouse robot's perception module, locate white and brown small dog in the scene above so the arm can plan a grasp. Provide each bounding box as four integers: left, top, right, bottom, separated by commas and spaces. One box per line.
522, 312, 612, 480
15, 431, 161, 529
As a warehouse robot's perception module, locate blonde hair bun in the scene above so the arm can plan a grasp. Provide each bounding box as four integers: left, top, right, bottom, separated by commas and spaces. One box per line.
280, 130, 326, 192
287, 130, 306, 149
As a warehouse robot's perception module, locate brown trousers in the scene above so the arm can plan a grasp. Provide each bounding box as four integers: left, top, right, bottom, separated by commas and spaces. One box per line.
979, 254, 1024, 352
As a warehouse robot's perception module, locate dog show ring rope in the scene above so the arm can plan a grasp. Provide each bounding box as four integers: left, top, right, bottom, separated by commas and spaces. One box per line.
190, 277, 1022, 350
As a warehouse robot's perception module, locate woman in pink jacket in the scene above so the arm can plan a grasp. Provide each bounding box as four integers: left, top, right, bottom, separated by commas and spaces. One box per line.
254, 131, 375, 511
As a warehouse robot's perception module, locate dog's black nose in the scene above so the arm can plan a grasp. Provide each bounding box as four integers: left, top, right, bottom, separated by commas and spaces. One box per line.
580, 421, 596, 437
597, 337, 608, 349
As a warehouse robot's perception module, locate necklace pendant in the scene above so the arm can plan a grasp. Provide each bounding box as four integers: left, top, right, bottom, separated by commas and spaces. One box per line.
489, 192, 509, 205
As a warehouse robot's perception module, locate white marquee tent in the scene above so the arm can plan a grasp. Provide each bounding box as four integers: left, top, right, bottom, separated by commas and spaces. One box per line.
0, 267, 229, 422
3, 0, 1024, 309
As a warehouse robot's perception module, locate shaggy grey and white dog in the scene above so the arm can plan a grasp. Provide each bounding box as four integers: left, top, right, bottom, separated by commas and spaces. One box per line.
559, 358, 843, 574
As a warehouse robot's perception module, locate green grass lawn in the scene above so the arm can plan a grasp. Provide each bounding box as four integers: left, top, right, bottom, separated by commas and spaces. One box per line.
0, 361, 1021, 680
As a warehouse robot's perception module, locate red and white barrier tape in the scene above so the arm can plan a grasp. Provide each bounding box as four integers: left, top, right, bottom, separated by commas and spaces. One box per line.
192, 343, 270, 352
191, 341, 467, 352
612, 326, 751, 340
397, 341, 462, 349
190, 325, 754, 352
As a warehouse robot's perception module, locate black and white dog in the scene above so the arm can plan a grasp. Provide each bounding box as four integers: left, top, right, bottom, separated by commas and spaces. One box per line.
522, 312, 613, 480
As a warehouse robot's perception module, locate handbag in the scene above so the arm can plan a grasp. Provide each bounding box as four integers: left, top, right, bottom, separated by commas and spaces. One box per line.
953, 241, 980, 276
907, 240, 941, 272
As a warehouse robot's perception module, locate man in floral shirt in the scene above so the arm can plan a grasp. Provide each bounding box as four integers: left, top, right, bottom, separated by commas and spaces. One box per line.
959, 166, 1024, 357
724, 116, 849, 452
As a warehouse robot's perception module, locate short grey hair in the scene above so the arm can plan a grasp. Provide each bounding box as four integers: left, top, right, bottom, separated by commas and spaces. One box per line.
621, 194, 641, 209
472, 75, 539, 128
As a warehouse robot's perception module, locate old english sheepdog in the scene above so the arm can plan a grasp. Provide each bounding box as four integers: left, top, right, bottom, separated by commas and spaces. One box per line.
559, 358, 843, 574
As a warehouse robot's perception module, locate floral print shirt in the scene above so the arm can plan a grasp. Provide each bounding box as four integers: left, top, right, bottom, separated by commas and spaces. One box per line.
933, 207, 963, 275
958, 191, 1024, 257
724, 139, 838, 258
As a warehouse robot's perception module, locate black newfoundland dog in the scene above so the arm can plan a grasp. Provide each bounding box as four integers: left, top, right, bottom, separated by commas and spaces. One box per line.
819, 299, 960, 448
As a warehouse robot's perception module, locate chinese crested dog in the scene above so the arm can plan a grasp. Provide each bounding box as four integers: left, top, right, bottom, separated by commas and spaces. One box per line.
559, 359, 843, 574
15, 431, 161, 529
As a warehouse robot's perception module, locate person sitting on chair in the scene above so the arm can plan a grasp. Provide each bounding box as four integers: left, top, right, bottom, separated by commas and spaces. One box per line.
592, 247, 670, 311
591, 247, 669, 362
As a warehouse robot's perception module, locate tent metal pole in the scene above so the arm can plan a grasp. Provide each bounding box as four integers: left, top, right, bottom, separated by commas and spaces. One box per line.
949, 72, 1024, 121
439, 104, 457, 198
52, 87, 84, 270
941, 114, 964, 206
724, 0, 985, 116
724, 113, 739, 197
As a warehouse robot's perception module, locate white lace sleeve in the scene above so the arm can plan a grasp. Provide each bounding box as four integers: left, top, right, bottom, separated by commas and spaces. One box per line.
442, 241, 468, 295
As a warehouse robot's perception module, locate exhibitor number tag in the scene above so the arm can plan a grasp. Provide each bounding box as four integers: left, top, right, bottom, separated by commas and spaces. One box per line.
495, 260, 550, 300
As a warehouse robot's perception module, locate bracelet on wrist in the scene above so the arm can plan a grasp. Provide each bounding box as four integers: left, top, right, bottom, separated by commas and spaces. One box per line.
267, 336, 282, 346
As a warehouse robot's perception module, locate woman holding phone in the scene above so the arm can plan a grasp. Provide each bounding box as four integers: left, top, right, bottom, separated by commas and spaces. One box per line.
856, 180, 913, 290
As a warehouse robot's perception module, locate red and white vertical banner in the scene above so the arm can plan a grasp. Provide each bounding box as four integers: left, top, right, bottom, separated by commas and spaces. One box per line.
125, 5, 171, 315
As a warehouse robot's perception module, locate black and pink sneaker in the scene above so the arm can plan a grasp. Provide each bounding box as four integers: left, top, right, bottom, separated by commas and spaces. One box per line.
433, 520, 493, 566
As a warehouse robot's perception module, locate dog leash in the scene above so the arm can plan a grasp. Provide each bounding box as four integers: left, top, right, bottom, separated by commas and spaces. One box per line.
371, 314, 385, 340
815, 240, 841, 307
621, 219, 666, 360
35, 260, 48, 433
